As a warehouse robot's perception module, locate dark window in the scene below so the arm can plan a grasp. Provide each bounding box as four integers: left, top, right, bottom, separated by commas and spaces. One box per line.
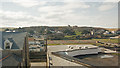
6, 43, 10, 49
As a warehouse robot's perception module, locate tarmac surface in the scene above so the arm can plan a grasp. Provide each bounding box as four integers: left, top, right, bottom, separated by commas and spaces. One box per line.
48, 45, 119, 68
74, 53, 118, 66
30, 61, 47, 68
48, 45, 88, 68
31, 62, 46, 66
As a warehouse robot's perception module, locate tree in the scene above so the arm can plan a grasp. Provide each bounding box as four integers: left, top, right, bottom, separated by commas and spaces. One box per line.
63, 29, 75, 35
48, 34, 64, 40
47, 30, 52, 34
29, 30, 34, 35
81, 30, 90, 35
4, 28, 9, 31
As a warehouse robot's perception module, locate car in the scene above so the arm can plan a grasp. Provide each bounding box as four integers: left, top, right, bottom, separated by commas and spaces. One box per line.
49, 57, 53, 66
49, 57, 52, 60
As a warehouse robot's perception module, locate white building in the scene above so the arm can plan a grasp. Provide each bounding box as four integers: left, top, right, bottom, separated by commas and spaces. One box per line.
65, 45, 101, 56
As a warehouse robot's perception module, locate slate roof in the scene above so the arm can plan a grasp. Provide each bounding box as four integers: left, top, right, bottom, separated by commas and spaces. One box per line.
0, 50, 23, 67
0, 32, 28, 67
0, 32, 27, 49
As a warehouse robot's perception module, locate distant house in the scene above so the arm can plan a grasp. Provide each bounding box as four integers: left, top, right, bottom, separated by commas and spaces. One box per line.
5, 29, 16, 33
103, 31, 111, 34
116, 30, 120, 34
0, 32, 30, 68
90, 31, 94, 35
95, 29, 105, 34
50, 30, 55, 33
28, 37, 35, 45
110, 30, 117, 34
28, 37, 47, 62
56, 31, 63, 34
110, 35, 120, 39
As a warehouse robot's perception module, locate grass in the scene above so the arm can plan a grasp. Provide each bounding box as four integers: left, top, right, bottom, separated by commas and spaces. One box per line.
47, 40, 95, 45
48, 43, 92, 46
64, 35, 73, 38
92, 39, 119, 44
64, 31, 82, 38
91, 43, 111, 47
75, 31, 82, 36
64, 35, 76, 38
111, 53, 120, 56
47, 38, 119, 46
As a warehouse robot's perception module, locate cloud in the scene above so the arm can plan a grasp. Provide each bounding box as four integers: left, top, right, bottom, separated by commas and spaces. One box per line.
37, 2, 91, 26
38, 2, 90, 12
11, 0, 46, 7
0, 1, 118, 28
104, 0, 119, 2
0, 10, 35, 27
0, 10, 33, 19
98, 3, 117, 11
38, 2, 90, 19
64, 2, 90, 9
0, 9, 61, 27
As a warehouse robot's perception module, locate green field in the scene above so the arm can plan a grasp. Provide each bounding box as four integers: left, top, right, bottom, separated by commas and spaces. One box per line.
92, 39, 119, 43
47, 39, 119, 46
64, 35, 76, 38
48, 43, 92, 46
64, 31, 82, 38
75, 31, 82, 36
47, 40, 96, 45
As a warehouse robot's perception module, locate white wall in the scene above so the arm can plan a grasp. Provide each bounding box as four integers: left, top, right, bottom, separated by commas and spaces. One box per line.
67, 48, 101, 56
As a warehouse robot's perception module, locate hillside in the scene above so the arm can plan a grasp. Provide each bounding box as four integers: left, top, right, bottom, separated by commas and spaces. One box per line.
14, 26, 107, 32
105, 28, 118, 31
2, 26, 119, 40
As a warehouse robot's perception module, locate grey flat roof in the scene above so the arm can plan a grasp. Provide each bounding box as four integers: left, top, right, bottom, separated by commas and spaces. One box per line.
74, 53, 118, 66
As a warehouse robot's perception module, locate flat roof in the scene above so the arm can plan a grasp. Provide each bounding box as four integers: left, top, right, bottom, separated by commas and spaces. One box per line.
74, 53, 118, 66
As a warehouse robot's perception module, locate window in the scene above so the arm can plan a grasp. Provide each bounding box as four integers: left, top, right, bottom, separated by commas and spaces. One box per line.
4, 39, 13, 49
5, 43, 10, 49
6, 45, 10, 49
6, 43, 10, 46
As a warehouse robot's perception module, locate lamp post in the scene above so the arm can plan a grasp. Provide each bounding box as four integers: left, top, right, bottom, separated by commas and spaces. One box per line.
44, 28, 47, 52
45, 28, 48, 68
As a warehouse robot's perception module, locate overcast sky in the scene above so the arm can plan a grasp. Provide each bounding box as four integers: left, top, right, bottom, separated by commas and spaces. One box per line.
0, 0, 119, 28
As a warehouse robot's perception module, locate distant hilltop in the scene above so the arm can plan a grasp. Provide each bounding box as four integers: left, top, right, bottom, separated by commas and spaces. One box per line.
0, 26, 118, 31
105, 28, 118, 31
1, 25, 119, 40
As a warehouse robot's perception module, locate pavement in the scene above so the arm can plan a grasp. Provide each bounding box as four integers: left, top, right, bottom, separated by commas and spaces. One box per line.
30, 62, 46, 68
31, 62, 46, 66
47, 45, 88, 68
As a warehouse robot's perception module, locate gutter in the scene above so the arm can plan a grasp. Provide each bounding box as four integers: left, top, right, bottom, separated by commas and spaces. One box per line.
0, 54, 11, 62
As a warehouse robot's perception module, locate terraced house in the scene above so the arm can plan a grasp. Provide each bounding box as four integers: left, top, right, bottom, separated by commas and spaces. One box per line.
0, 32, 30, 68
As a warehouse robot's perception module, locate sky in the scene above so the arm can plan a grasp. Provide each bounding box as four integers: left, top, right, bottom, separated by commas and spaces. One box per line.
0, 0, 119, 28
